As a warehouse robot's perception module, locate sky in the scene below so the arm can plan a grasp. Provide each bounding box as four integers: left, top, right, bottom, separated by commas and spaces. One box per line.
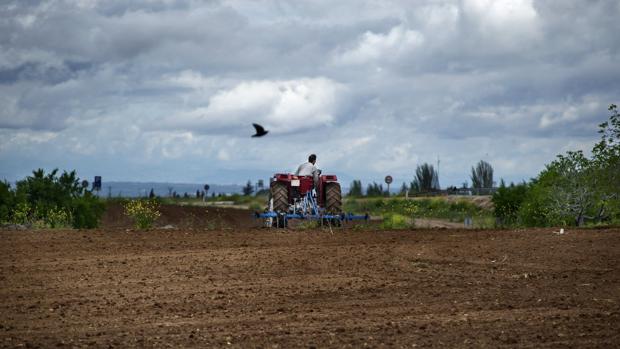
1, 0, 619, 188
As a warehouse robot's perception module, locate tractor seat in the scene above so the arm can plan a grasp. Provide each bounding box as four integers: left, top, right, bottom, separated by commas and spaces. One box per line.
295, 176, 315, 196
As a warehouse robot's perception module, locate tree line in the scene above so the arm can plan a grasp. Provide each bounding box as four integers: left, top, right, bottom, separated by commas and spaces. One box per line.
347, 104, 619, 227
347, 160, 494, 197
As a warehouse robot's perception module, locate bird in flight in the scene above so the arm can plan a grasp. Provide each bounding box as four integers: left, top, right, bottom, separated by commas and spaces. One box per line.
252, 123, 268, 137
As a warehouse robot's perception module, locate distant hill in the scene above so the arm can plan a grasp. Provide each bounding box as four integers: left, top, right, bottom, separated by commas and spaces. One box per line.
95, 181, 244, 198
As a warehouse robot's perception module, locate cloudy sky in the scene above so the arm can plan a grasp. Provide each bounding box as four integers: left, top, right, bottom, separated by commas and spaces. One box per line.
1, 0, 619, 188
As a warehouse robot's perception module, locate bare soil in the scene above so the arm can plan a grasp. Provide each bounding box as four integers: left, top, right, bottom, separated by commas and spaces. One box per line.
1, 205, 619, 348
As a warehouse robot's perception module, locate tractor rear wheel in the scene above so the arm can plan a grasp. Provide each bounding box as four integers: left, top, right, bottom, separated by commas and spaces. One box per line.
325, 182, 342, 214
271, 181, 289, 228
325, 182, 343, 227
271, 181, 289, 213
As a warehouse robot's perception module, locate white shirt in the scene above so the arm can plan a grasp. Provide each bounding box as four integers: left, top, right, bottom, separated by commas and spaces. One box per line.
295, 162, 319, 177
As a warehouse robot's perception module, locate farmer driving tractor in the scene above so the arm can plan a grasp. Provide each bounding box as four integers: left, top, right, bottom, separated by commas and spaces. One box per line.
295, 154, 321, 187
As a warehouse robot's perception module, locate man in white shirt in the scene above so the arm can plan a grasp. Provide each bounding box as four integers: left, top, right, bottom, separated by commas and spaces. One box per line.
295, 154, 320, 184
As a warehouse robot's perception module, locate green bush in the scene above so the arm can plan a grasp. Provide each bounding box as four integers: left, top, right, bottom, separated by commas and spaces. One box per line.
492, 182, 528, 226
72, 192, 106, 229
344, 197, 487, 223
381, 213, 411, 229
42, 206, 73, 228
2, 169, 106, 229
11, 202, 31, 225
0, 181, 15, 223
123, 199, 161, 229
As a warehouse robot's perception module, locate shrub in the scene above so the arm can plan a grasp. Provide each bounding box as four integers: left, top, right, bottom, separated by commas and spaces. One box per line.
0, 181, 15, 223
45, 206, 72, 228
492, 182, 528, 226
72, 192, 106, 229
124, 199, 161, 229
11, 202, 31, 225
5, 169, 106, 229
381, 213, 411, 229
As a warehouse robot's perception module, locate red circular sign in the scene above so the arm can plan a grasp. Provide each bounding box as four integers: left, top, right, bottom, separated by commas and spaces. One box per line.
385, 175, 393, 184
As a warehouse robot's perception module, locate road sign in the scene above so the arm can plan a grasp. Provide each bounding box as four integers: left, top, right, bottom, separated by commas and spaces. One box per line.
93, 176, 102, 191
384, 175, 393, 184
385, 175, 393, 196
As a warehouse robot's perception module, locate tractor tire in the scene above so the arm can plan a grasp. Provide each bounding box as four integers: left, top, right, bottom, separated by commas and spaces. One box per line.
271, 182, 289, 213
271, 181, 289, 228
324, 182, 343, 227
325, 182, 342, 214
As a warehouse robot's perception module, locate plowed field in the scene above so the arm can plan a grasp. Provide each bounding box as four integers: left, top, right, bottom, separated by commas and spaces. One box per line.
1, 206, 619, 348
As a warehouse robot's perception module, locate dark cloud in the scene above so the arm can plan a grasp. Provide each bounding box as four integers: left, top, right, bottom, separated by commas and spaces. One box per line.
0, 0, 619, 184
0, 60, 92, 85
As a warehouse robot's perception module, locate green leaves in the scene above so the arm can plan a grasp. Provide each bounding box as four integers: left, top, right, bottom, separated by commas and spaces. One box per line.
2, 169, 105, 229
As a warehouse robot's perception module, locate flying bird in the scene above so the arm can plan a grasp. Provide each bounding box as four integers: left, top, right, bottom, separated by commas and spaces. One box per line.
252, 123, 268, 137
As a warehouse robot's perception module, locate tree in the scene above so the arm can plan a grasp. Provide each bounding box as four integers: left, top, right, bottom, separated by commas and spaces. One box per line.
366, 182, 384, 197
546, 151, 597, 226
348, 180, 363, 197
149, 188, 155, 198
409, 180, 420, 194
412, 163, 439, 192
520, 151, 597, 227
0, 181, 15, 222
399, 182, 408, 195
243, 180, 254, 196
590, 104, 620, 222
471, 160, 494, 188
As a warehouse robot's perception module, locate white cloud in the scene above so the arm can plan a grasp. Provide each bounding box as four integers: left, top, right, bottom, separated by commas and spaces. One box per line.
165, 77, 347, 134
333, 25, 425, 65
463, 0, 538, 33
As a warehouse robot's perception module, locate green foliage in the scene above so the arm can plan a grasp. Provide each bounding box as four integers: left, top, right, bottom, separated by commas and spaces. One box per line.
366, 182, 386, 197
344, 197, 487, 222
381, 213, 411, 229
347, 180, 363, 197
492, 181, 528, 226
73, 192, 106, 228
471, 160, 494, 188
123, 199, 161, 229
513, 180, 550, 227
511, 152, 598, 227
11, 202, 31, 225
591, 104, 620, 222
45, 206, 73, 228
490, 104, 620, 228
15, 169, 82, 214
412, 163, 439, 193
248, 202, 262, 212
0, 181, 15, 222
1, 169, 106, 228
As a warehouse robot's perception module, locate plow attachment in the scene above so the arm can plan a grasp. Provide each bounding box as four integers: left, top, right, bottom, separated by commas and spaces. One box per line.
254, 191, 368, 228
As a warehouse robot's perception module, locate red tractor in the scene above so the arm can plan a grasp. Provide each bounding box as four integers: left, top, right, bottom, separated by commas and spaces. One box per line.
256, 172, 342, 228
255, 171, 368, 228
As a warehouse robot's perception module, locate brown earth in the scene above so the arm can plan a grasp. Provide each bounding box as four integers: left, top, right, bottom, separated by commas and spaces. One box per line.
1, 206, 619, 348
101, 202, 258, 230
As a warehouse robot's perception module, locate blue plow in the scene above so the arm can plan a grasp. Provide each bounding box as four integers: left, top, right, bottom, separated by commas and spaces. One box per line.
254, 191, 368, 227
